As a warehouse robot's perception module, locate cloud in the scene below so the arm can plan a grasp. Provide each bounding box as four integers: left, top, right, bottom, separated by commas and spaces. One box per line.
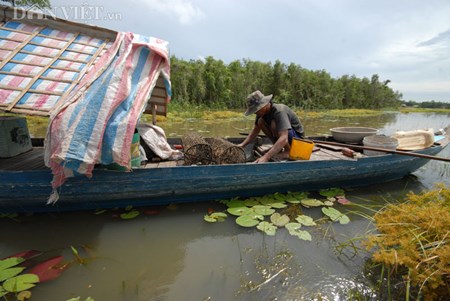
136, 0, 205, 25
417, 28, 450, 47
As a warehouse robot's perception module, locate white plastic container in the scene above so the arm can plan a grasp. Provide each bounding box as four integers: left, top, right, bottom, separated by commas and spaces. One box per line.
392, 129, 434, 150
363, 135, 398, 156
0, 116, 32, 158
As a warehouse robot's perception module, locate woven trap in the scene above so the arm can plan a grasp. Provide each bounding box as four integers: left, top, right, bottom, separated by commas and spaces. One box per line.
207, 137, 246, 165
182, 132, 212, 165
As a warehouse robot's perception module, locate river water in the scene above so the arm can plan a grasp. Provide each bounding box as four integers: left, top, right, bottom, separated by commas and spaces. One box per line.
1, 112, 449, 301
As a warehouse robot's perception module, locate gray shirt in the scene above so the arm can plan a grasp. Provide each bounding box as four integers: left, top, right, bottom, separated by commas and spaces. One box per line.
256, 103, 304, 135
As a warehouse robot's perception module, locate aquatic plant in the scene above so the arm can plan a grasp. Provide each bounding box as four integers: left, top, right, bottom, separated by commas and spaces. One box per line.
0, 251, 68, 299
364, 184, 450, 300
206, 190, 350, 240
203, 212, 227, 222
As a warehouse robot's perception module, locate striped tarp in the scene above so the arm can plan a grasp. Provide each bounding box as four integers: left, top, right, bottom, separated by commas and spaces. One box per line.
0, 20, 109, 113
44, 31, 171, 203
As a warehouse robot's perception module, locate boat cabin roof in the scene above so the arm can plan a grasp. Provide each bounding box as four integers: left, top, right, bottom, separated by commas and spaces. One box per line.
0, 5, 170, 118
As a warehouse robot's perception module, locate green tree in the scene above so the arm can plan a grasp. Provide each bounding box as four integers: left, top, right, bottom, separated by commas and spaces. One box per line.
5, 0, 51, 8
168, 55, 402, 110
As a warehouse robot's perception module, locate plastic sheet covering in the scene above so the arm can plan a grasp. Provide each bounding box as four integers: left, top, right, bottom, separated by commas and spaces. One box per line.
45, 32, 171, 203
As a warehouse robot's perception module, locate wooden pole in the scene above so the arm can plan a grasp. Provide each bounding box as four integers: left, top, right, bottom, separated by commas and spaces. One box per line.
310, 139, 450, 163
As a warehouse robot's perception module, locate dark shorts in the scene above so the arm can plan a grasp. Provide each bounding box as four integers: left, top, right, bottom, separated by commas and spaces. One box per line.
288, 129, 304, 145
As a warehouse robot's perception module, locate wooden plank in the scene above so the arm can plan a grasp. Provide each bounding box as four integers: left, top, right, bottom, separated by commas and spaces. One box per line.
0, 27, 100, 47
1, 6, 118, 44
29, 89, 64, 96
20, 50, 89, 63
0, 85, 21, 91
0, 36, 23, 43
2, 108, 50, 116
0, 70, 33, 77
6, 34, 78, 111
9, 59, 47, 67
0, 25, 40, 35
27, 41, 95, 55
8, 59, 82, 72
315, 142, 345, 151
142, 162, 159, 169
157, 161, 179, 167
0, 86, 60, 96
40, 76, 73, 84
0, 148, 45, 170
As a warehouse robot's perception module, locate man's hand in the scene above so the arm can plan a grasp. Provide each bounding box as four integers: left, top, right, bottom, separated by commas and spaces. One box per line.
254, 155, 270, 163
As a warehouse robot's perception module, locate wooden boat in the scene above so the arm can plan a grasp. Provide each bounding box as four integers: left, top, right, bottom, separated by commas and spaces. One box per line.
1, 131, 449, 213
1, 6, 449, 213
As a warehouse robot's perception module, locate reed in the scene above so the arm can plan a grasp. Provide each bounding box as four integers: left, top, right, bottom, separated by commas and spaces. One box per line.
364, 184, 450, 300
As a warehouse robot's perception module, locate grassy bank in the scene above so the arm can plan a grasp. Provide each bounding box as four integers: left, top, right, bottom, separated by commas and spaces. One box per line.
144, 103, 390, 124
4, 106, 449, 132
399, 107, 450, 114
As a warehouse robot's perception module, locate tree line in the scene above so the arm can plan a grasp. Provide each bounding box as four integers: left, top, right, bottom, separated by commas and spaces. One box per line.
402, 100, 450, 109
170, 56, 403, 110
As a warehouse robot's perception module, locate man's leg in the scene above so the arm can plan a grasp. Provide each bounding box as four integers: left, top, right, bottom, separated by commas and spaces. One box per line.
257, 118, 277, 144
257, 119, 291, 156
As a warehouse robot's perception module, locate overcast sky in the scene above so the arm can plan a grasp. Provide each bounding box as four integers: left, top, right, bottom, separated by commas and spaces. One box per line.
49, 0, 450, 102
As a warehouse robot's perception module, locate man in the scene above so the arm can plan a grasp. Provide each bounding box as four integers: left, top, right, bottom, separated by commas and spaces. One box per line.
237, 90, 304, 163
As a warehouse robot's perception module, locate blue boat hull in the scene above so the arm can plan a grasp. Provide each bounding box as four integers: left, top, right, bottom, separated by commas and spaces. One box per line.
0, 144, 445, 213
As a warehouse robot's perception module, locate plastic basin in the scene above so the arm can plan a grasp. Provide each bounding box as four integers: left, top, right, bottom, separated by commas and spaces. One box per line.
330, 127, 378, 144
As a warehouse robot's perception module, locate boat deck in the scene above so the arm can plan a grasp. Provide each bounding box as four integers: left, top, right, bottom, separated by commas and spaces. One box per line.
0, 143, 356, 171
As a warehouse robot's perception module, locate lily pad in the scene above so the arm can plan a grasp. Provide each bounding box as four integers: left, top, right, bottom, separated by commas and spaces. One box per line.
285, 197, 301, 204
0, 257, 26, 282
272, 192, 287, 201
260, 196, 276, 206
300, 199, 325, 208
338, 214, 350, 224
235, 214, 263, 227
268, 200, 288, 209
0, 257, 25, 271
288, 191, 309, 199
243, 198, 260, 207
3, 274, 39, 292
120, 210, 140, 220
227, 206, 253, 216
295, 215, 317, 226
252, 205, 275, 216
270, 213, 290, 227
291, 229, 312, 241
225, 199, 246, 208
285, 222, 302, 232
256, 222, 277, 236
0, 266, 25, 282
204, 212, 227, 223
324, 201, 334, 206
0, 287, 7, 298
319, 188, 345, 197
285, 223, 311, 240
322, 207, 350, 224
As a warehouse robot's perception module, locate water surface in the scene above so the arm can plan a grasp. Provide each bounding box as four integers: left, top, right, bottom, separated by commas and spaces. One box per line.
1, 112, 449, 300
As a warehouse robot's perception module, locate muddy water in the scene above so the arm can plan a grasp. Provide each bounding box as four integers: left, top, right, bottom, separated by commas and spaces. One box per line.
1, 112, 449, 301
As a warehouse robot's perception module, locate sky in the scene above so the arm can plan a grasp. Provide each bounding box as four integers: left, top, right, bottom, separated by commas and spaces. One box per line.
47, 0, 450, 102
